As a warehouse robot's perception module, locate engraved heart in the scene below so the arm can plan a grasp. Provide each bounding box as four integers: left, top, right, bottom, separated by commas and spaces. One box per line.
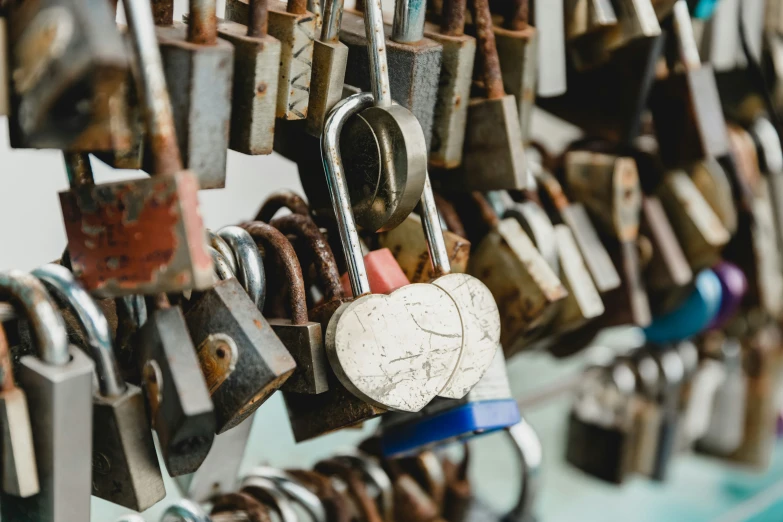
432, 273, 501, 399
325, 284, 463, 412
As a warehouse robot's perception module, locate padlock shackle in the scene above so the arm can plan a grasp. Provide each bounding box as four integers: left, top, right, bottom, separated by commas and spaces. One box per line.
471, 192, 501, 228
255, 191, 311, 223
505, 0, 529, 31
209, 230, 239, 276
364, 0, 393, 107
218, 227, 267, 310
248, 0, 270, 37
322, 93, 375, 297
64, 152, 95, 189
0, 271, 69, 366
470, 0, 505, 100
270, 214, 345, 301
241, 476, 300, 522
188, 0, 219, 44
433, 193, 466, 238
321, 0, 344, 41
124, 0, 186, 175
505, 418, 542, 522
32, 264, 127, 398
162, 499, 212, 522
392, 0, 427, 43
241, 222, 310, 325
419, 176, 453, 276
440, 0, 467, 36
209, 247, 237, 281
244, 467, 327, 522
534, 169, 570, 212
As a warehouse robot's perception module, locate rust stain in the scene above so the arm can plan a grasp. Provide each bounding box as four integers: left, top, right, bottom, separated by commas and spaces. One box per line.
256, 82, 268, 96
253, 318, 264, 329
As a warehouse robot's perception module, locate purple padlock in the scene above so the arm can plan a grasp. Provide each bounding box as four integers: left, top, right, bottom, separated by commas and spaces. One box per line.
707, 262, 747, 330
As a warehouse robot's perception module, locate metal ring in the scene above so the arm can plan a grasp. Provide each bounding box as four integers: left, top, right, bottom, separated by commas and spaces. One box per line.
218, 226, 266, 309
161, 499, 212, 522
245, 467, 327, 522
241, 476, 299, 522
209, 230, 239, 276
209, 247, 236, 282
504, 418, 543, 522
333, 452, 393, 522
32, 264, 126, 398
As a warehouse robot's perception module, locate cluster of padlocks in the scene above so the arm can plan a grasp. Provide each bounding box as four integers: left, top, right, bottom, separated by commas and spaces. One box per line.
3, 0, 783, 519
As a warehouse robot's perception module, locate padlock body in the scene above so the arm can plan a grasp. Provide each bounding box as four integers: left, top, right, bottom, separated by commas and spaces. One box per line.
185, 278, 296, 433
136, 307, 215, 476
306, 39, 349, 136
271, 319, 328, 395
92, 384, 165, 511
156, 23, 234, 189
494, 26, 538, 141
424, 31, 475, 169
7, 0, 128, 150
0, 348, 93, 522
565, 412, 633, 484
0, 388, 38, 498
218, 20, 281, 155
561, 204, 621, 293
340, 10, 442, 148
59, 171, 214, 297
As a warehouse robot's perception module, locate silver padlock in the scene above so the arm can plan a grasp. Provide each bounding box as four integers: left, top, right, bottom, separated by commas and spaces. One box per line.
0, 271, 94, 522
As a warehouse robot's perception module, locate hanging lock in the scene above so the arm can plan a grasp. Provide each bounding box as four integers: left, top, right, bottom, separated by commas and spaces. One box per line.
6, 0, 129, 150
565, 0, 618, 43
218, 0, 282, 155
241, 222, 326, 395
185, 226, 295, 433
437, 0, 527, 191
0, 271, 94, 522
226, 0, 316, 121
32, 265, 165, 512
531, 0, 567, 97
689, 159, 738, 236
466, 193, 567, 355
425, 0, 476, 169
626, 352, 663, 477
58, 0, 214, 298
322, 92, 464, 412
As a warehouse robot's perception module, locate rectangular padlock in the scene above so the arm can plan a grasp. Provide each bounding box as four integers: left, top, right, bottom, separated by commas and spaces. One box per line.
7, 0, 129, 150
424, 0, 476, 169
226, 0, 317, 121
153, 0, 234, 189
531, 0, 566, 96
218, 0, 282, 155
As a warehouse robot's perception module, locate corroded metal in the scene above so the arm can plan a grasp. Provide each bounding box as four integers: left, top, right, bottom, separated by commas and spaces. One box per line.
256, 191, 311, 222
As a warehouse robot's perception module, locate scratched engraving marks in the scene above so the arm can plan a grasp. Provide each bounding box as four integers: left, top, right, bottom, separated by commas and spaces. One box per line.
325, 284, 463, 412
267, 6, 316, 120
432, 273, 501, 399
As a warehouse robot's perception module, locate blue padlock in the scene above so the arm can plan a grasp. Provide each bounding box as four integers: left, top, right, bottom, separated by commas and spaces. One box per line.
689, 0, 720, 19
644, 270, 722, 343
381, 347, 521, 458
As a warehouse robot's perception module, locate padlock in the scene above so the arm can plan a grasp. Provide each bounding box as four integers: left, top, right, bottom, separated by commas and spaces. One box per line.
626, 352, 663, 477
32, 264, 165, 511
674, 340, 722, 450
186, 226, 296, 433
564, 0, 618, 42
492, 0, 537, 141
240, 221, 326, 395
379, 212, 471, 284
0, 271, 94, 522
218, 0, 282, 156
530, 0, 567, 97
649, 346, 685, 481
534, 166, 622, 294
649, 0, 731, 167
496, 190, 558, 275
58, 0, 214, 298
564, 150, 652, 327
151, 0, 233, 189
381, 345, 520, 457
689, 158, 738, 235
437, 0, 527, 191
565, 362, 638, 484
321, 92, 464, 412
273, 211, 386, 441
696, 337, 747, 457
466, 192, 567, 355
0, 323, 38, 498
226, 0, 316, 121
749, 115, 783, 259
643, 269, 722, 343
424, 0, 475, 169
306, 0, 349, 135
7, 0, 129, 150
135, 293, 215, 476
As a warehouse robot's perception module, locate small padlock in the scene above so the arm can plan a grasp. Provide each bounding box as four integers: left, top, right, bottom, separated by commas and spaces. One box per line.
152, 0, 234, 189
218, 0, 282, 155
649, 346, 685, 481
0, 271, 94, 522
689, 159, 738, 235
135, 293, 216, 476
32, 265, 165, 511
59, 0, 214, 298
186, 226, 296, 433
437, 0, 527, 191
226, 0, 316, 120
0, 323, 38, 499
425, 0, 476, 169
626, 352, 663, 477
7, 0, 129, 150
241, 221, 326, 395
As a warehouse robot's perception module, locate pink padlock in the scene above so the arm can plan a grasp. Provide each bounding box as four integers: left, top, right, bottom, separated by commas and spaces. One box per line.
340, 248, 410, 295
